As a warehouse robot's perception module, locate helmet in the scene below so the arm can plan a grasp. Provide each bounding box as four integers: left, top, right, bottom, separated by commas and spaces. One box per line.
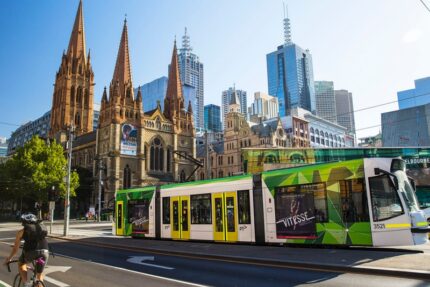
21, 213, 38, 224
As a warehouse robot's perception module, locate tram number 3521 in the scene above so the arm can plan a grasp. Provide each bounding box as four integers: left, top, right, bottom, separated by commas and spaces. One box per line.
373, 223, 386, 230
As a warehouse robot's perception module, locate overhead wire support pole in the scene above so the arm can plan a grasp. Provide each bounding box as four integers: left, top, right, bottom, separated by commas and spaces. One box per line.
64, 125, 74, 236
98, 160, 103, 222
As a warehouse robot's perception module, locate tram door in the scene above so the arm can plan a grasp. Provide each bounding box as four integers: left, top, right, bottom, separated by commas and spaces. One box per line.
170, 196, 190, 240
115, 201, 124, 236
212, 192, 238, 242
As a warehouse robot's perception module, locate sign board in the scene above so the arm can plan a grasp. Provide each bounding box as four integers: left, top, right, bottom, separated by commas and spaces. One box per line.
120, 123, 138, 155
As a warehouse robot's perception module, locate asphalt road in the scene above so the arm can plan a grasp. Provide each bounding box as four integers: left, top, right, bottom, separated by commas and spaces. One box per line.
0, 228, 429, 287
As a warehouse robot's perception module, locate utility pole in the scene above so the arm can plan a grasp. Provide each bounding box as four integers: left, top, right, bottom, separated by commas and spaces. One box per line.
64, 125, 74, 236
98, 160, 103, 222
205, 130, 211, 179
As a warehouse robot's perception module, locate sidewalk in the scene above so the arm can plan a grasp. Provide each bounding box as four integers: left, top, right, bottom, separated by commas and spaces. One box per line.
48, 224, 430, 280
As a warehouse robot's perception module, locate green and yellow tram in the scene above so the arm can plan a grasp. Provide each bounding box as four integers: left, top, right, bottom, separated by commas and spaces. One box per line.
115, 157, 429, 246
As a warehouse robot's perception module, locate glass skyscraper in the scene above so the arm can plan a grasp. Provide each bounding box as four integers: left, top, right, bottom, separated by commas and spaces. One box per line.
134, 76, 168, 112
178, 28, 204, 129
397, 77, 430, 110
204, 104, 222, 132
315, 81, 336, 123
266, 13, 316, 117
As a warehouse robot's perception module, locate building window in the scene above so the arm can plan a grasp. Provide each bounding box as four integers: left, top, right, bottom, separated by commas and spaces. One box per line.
166, 148, 171, 172
123, 164, 131, 189
150, 138, 164, 172
180, 170, 186, 182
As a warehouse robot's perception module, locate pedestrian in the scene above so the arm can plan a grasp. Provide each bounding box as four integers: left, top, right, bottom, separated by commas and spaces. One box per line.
85, 211, 88, 223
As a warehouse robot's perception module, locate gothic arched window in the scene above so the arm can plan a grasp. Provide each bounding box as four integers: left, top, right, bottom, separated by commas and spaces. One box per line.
70, 86, 75, 104
123, 164, 131, 189
180, 170, 186, 182
150, 138, 164, 172
166, 148, 171, 172
75, 112, 81, 126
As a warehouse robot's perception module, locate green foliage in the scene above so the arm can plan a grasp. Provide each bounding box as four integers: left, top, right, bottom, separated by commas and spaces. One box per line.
1, 136, 79, 202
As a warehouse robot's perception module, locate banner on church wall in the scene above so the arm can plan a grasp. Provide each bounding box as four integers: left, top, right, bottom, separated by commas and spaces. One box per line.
120, 123, 137, 156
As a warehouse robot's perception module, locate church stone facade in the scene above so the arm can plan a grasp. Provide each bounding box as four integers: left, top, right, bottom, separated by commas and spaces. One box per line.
48, 1, 196, 207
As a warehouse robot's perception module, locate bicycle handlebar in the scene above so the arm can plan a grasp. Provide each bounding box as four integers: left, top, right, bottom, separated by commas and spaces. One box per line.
6, 260, 19, 273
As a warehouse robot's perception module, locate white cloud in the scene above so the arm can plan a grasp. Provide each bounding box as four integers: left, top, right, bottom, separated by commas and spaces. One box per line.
402, 28, 422, 43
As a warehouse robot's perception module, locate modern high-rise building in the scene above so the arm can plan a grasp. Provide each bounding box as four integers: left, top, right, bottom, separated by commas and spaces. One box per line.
382, 103, 430, 147
178, 28, 204, 129
134, 76, 168, 112
0, 138, 7, 158
266, 11, 316, 117
397, 77, 430, 110
335, 89, 356, 135
7, 111, 51, 155
222, 87, 247, 128
315, 81, 336, 123
248, 92, 279, 122
204, 104, 222, 132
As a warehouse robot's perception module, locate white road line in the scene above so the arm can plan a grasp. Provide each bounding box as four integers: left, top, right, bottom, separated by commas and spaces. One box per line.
44, 276, 70, 287
0, 280, 12, 287
0, 238, 16, 241
56, 253, 209, 287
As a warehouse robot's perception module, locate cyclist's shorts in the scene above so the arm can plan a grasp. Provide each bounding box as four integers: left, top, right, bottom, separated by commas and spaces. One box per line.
19, 249, 49, 273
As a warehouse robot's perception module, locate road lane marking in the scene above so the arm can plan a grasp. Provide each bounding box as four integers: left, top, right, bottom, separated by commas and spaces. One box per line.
44, 276, 69, 287
55, 253, 209, 287
127, 256, 174, 270
0, 280, 12, 287
0, 238, 15, 241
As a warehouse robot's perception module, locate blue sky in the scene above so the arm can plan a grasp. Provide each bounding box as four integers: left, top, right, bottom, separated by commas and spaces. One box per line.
1, 0, 429, 139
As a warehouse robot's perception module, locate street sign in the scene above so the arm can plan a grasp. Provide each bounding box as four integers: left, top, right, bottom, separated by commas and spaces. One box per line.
49, 201, 55, 210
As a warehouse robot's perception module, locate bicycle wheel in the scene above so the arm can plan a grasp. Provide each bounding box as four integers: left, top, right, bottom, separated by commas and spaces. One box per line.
34, 280, 46, 287
13, 273, 21, 287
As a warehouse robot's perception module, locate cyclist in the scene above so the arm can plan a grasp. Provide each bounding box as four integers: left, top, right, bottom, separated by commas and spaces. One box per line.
3, 213, 49, 287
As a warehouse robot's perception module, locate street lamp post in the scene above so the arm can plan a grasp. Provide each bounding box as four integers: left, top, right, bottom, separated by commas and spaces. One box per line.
64, 125, 74, 236
98, 160, 103, 223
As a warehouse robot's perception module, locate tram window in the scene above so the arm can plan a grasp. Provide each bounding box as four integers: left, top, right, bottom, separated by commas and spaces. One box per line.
238, 190, 251, 224
339, 179, 369, 222
162, 197, 170, 224
275, 183, 328, 223
191, 194, 212, 224
369, 174, 404, 222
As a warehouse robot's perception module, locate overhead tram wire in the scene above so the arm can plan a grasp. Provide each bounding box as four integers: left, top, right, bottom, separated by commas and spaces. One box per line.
420, 0, 430, 13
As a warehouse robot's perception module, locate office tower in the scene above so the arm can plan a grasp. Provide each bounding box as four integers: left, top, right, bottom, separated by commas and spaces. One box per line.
248, 92, 279, 122
266, 9, 315, 116
397, 77, 430, 110
382, 103, 430, 147
134, 77, 168, 112
335, 89, 356, 135
204, 104, 222, 132
315, 81, 336, 123
178, 28, 204, 129
222, 87, 247, 128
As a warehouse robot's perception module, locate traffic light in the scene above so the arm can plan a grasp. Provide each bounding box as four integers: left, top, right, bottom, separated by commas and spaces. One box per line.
48, 186, 59, 201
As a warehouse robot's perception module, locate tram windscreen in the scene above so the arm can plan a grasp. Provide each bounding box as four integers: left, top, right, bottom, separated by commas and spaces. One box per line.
128, 199, 150, 234
394, 170, 420, 212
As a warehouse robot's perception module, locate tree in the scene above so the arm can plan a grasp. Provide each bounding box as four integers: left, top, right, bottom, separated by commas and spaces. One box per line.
5, 136, 79, 204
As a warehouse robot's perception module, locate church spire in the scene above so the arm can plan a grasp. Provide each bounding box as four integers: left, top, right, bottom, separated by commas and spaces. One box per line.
164, 40, 184, 120
67, 0, 86, 60
111, 18, 133, 98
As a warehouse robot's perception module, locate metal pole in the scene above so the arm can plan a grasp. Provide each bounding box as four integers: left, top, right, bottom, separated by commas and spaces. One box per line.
98, 160, 102, 222
63, 125, 74, 236
205, 131, 211, 179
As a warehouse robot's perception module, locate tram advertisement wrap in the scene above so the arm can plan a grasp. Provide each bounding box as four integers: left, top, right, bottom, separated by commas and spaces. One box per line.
275, 191, 316, 238
129, 199, 150, 234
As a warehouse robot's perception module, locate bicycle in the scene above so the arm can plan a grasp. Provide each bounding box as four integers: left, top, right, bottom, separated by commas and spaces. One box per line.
6, 259, 46, 287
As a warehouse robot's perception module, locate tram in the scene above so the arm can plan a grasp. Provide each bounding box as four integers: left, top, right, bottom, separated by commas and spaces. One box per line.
115, 157, 429, 246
